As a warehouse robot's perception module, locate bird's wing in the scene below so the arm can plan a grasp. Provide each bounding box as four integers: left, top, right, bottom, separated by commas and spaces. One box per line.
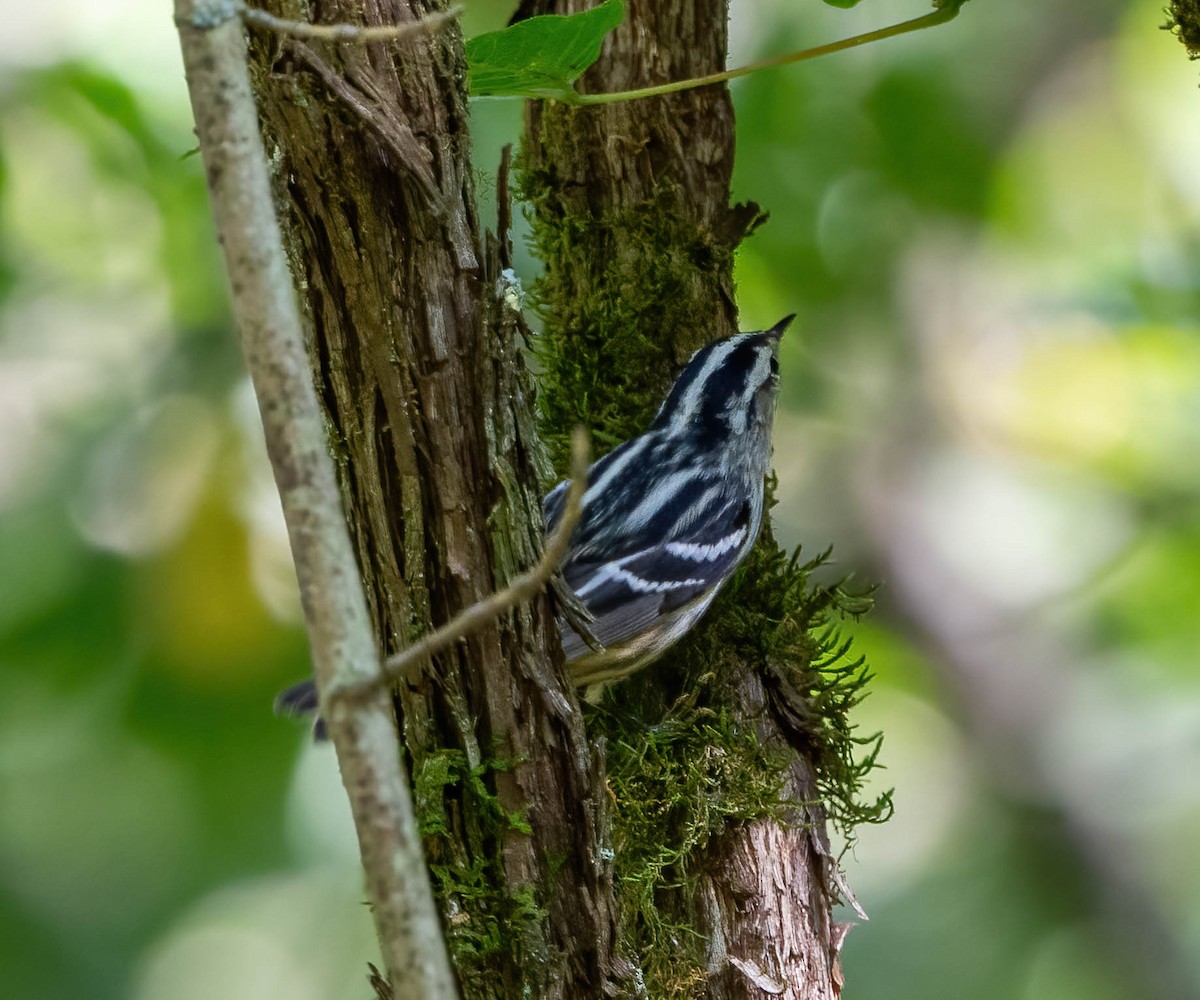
559, 493, 753, 655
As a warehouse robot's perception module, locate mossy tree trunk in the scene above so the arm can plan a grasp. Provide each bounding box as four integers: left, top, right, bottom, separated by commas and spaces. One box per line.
245, 0, 854, 998
520, 1, 850, 997
246, 3, 617, 996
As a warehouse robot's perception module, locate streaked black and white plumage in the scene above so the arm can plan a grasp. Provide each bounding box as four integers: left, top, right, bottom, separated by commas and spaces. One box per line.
545, 316, 791, 685
275, 316, 789, 727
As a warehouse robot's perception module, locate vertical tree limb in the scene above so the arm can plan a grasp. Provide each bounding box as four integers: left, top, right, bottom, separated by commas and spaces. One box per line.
243, 1, 620, 994
520, 1, 847, 997
173, 4, 456, 997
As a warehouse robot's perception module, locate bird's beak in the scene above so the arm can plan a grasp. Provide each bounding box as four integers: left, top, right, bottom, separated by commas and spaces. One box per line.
766, 314, 795, 339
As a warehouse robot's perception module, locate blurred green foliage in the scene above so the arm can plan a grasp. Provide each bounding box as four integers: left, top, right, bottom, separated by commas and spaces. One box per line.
1, 1, 1197, 998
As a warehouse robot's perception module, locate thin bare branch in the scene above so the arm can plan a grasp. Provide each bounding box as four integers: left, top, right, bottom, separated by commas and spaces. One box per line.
241, 3, 462, 44
173, 5, 457, 998
329, 427, 591, 704
573, 2, 965, 106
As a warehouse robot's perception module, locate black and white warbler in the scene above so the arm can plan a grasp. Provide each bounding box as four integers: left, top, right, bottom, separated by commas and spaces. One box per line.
276, 317, 789, 722
546, 316, 791, 685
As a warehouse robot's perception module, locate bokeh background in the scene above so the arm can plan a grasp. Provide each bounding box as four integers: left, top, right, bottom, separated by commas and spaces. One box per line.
2, 0, 1198, 997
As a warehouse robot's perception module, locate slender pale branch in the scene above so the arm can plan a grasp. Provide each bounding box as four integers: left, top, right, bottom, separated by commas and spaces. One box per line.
173, 4, 457, 998
329, 427, 591, 703
241, 3, 462, 44
572, 1, 967, 106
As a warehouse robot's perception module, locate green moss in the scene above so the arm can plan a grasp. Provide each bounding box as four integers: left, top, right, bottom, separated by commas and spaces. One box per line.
1165, 0, 1200, 57
589, 540, 891, 996
413, 750, 546, 990
518, 166, 738, 467
598, 698, 789, 994
719, 541, 894, 837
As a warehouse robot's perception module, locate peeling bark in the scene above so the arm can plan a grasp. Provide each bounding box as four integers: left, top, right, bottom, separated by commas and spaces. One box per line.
246, 3, 617, 995
696, 677, 844, 1000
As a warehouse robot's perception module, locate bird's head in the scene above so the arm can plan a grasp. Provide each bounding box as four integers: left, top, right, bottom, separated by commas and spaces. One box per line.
651, 316, 792, 468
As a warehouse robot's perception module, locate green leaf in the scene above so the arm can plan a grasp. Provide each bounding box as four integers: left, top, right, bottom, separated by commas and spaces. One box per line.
466, 0, 625, 100
822, 0, 865, 7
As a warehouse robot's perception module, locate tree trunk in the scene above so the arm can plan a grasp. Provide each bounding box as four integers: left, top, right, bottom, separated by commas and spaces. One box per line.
247, 3, 618, 995
244, 0, 860, 997
520, 1, 850, 997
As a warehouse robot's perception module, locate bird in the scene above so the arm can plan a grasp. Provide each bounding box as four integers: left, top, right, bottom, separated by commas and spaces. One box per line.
275, 316, 790, 725
544, 316, 790, 685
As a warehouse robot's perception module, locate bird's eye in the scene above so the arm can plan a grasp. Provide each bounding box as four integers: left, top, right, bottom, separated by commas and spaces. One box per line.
768, 356, 780, 379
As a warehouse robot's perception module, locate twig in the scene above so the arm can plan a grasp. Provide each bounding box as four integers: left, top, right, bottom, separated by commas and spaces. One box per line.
173, 5, 457, 998
329, 427, 591, 703
241, 3, 462, 44
572, 1, 967, 105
